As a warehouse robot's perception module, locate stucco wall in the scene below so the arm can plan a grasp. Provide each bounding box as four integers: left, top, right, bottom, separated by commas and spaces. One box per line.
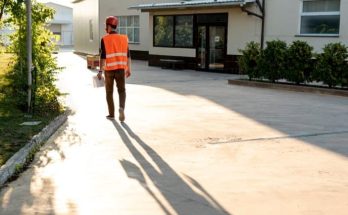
73, 0, 99, 55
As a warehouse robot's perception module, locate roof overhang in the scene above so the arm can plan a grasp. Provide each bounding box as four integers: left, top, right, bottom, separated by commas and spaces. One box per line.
129, 0, 256, 12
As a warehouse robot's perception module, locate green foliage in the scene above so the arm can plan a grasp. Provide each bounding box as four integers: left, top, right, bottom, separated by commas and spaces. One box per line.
313, 43, 348, 88
238, 41, 261, 80
259, 40, 287, 82
285, 41, 313, 84
4, 0, 62, 115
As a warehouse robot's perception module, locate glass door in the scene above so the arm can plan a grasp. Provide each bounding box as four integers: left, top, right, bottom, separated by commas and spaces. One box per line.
208, 26, 225, 70
197, 26, 207, 69
196, 25, 226, 70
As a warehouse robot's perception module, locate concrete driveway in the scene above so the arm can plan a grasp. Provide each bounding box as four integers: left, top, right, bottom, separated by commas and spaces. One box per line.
1, 50, 348, 215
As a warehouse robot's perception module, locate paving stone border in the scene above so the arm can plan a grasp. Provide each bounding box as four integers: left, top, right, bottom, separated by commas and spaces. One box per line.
228, 79, 348, 97
0, 111, 69, 187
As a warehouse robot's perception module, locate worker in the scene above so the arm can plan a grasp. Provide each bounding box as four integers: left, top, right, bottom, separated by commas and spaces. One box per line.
98, 16, 131, 122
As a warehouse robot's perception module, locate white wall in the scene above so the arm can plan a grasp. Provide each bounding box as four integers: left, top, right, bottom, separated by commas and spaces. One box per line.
264, 0, 348, 52
73, 0, 99, 54
228, 5, 261, 55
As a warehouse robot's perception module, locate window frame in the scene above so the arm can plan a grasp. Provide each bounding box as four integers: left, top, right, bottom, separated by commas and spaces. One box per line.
153, 14, 194, 48
298, 0, 341, 37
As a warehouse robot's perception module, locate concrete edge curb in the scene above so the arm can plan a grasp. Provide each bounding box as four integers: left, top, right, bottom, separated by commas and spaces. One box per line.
228, 79, 348, 97
0, 111, 69, 187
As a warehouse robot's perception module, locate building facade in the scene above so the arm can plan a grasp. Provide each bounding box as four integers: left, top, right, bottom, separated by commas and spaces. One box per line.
72, 0, 348, 73
46, 2, 74, 46
1, 2, 73, 47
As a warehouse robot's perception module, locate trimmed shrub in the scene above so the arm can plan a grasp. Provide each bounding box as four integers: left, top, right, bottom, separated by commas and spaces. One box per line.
343, 66, 348, 87
238, 41, 261, 80
259, 40, 287, 82
313, 43, 348, 88
286, 41, 313, 84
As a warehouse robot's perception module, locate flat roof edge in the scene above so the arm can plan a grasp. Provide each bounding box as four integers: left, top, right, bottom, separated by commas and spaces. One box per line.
129, 0, 255, 11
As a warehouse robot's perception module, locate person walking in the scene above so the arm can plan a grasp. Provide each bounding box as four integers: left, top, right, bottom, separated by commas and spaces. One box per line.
98, 16, 131, 122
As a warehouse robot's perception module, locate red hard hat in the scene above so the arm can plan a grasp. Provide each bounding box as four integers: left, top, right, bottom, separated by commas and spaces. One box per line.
106, 16, 118, 27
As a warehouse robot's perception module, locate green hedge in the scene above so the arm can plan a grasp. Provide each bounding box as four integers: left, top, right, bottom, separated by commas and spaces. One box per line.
238, 40, 348, 88
286, 41, 313, 84
313, 43, 348, 88
238, 41, 261, 80
259, 40, 287, 83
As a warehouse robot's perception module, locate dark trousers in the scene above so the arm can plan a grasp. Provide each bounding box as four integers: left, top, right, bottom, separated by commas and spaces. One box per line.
104, 69, 126, 116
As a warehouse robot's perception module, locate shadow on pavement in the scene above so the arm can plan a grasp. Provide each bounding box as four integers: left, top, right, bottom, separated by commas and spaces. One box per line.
113, 121, 231, 215
0, 123, 79, 215
127, 63, 348, 158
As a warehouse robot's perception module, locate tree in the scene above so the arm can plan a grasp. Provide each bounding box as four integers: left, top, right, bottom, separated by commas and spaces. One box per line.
4, 0, 62, 115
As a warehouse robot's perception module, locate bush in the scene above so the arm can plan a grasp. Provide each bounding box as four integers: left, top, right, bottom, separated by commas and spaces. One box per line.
259, 40, 287, 82
285, 41, 313, 84
238, 41, 261, 80
313, 43, 348, 88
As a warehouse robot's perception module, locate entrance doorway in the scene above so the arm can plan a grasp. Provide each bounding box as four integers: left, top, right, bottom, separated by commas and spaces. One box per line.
196, 14, 227, 71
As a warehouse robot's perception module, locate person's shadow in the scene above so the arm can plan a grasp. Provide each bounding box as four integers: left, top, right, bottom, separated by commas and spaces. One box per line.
112, 121, 231, 215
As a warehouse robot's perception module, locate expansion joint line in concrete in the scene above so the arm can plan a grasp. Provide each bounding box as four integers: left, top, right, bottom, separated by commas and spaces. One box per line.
209, 130, 348, 145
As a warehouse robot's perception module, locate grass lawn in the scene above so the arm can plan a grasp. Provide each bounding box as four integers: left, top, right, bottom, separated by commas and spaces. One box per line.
0, 53, 58, 167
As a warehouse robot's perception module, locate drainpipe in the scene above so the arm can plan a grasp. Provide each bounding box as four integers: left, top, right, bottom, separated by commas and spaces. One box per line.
261, 0, 265, 49
241, 0, 265, 49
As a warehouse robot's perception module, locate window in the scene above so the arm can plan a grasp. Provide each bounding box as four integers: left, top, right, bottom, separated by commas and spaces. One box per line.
117, 16, 140, 43
154, 16, 174, 47
154, 15, 194, 48
175, 16, 194, 47
89, 19, 93, 41
300, 0, 340, 35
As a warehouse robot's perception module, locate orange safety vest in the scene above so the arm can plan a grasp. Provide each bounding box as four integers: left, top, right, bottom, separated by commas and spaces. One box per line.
103, 34, 128, 71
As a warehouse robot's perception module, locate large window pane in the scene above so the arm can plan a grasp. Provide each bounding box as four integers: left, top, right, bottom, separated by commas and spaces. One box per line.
127, 16, 133, 27
303, 0, 340, 12
119, 27, 126, 35
134, 16, 140, 26
154, 16, 174, 47
127, 28, 134, 42
175, 15, 193, 47
301, 15, 340, 34
120, 17, 126, 27
134, 28, 140, 43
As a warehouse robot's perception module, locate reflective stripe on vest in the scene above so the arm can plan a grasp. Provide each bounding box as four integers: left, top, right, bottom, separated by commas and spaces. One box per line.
106, 52, 128, 58
107, 61, 127, 67
103, 34, 128, 71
